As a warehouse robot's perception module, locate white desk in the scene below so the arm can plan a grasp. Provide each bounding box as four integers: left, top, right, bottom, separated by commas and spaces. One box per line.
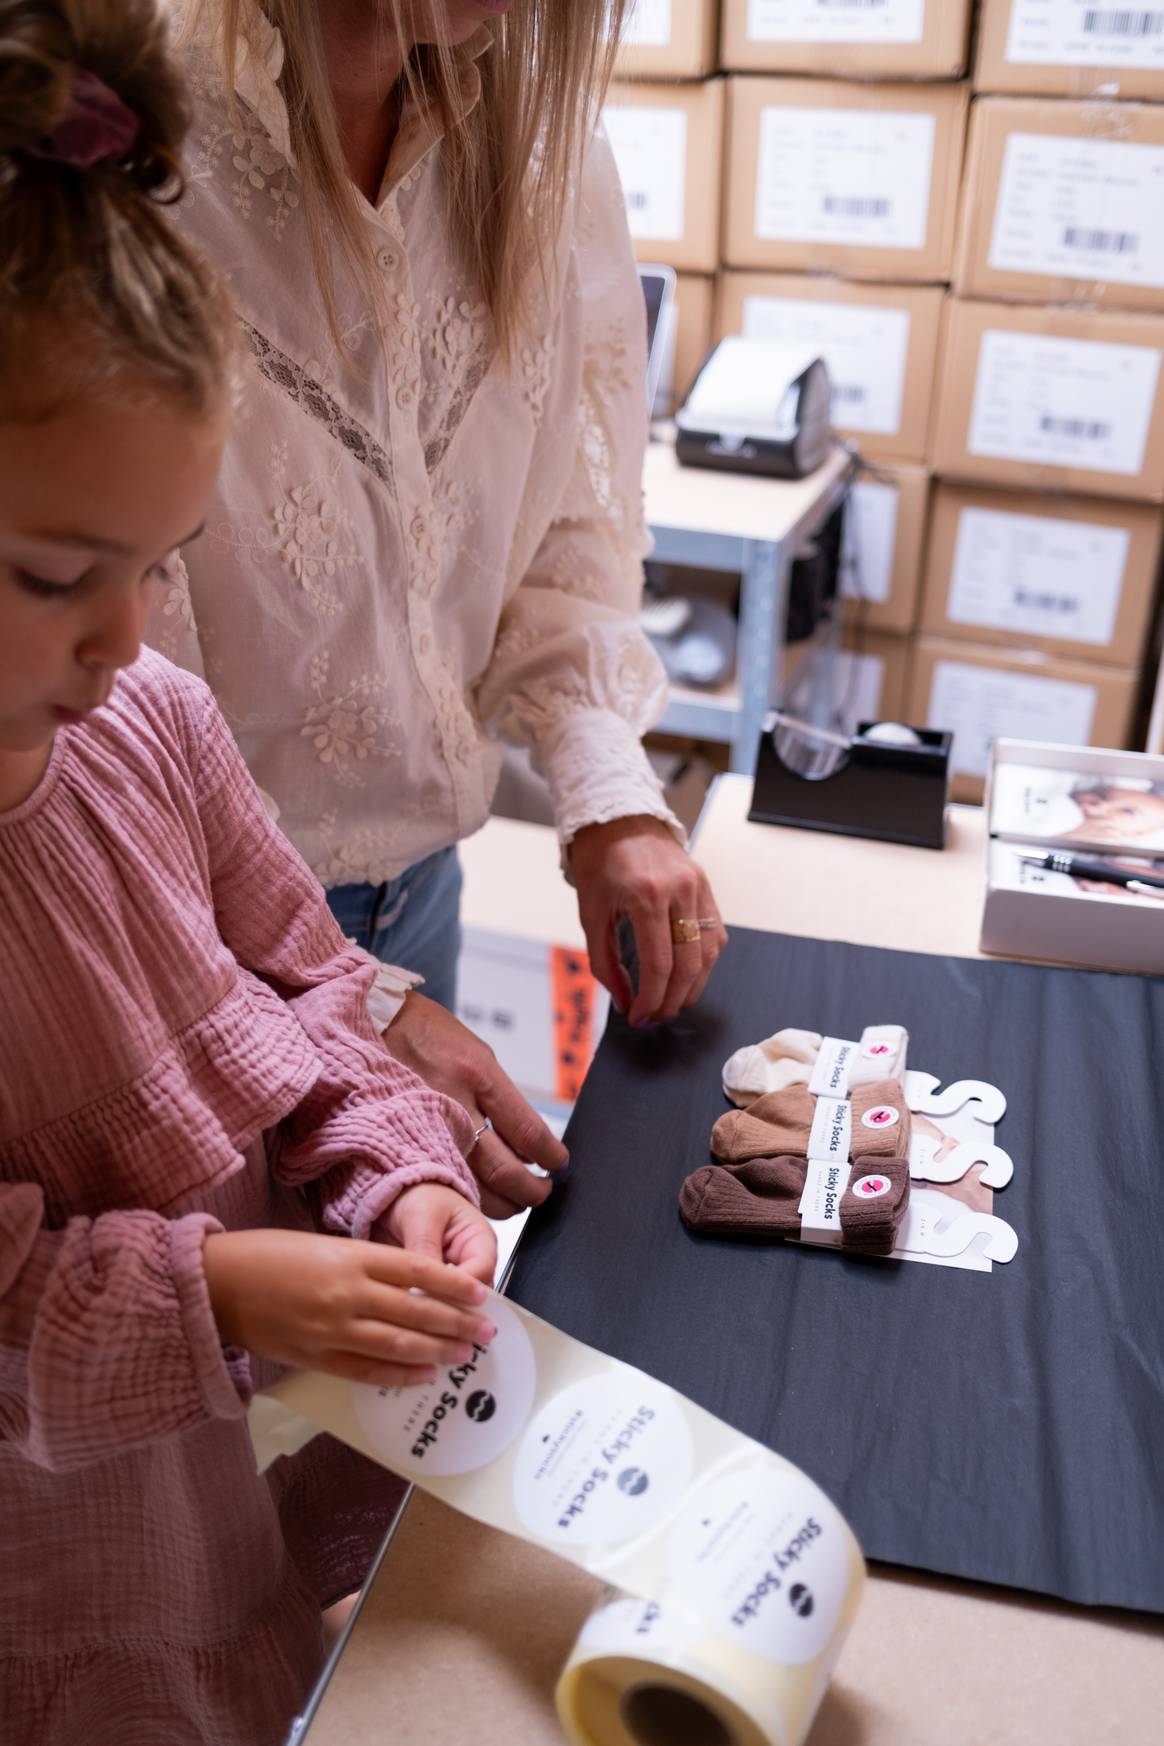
299, 781, 1164, 1746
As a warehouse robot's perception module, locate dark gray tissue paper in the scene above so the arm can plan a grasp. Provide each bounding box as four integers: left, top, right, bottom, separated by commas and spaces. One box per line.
506, 926, 1164, 1613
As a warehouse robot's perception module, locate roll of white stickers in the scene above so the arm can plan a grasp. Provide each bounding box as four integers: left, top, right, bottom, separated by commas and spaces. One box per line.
352, 1296, 537, 1477
512, 1373, 695, 1546
252, 1293, 866, 1746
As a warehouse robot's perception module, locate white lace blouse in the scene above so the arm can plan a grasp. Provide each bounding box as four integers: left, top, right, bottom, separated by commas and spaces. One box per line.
149, 11, 678, 891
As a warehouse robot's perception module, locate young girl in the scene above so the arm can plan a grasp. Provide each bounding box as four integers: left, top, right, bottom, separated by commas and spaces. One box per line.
0, 4, 498, 1741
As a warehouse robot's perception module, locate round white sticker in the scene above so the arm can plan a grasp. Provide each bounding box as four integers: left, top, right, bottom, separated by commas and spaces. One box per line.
576, 1593, 699, 1659
861, 1039, 893, 1060
851, 1173, 892, 1200
352, 1296, 536, 1478
512, 1373, 694, 1547
860, 1104, 900, 1131
668, 1462, 850, 1666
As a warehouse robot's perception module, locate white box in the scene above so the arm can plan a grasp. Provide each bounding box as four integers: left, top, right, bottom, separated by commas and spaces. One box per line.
980, 740, 1164, 974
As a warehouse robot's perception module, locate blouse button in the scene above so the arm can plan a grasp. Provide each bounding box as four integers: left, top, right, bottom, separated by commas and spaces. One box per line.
377, 246, 400, 272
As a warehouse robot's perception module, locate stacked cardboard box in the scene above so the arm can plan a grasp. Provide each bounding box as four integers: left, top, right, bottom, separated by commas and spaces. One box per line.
909, 2, 1164, 798
606, 1, 1164, 796
713, 1, 973, 727
604, 1, 724, 419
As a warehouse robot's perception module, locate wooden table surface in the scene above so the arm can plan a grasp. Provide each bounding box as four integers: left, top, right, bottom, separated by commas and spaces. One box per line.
303, 779, 1164, 1745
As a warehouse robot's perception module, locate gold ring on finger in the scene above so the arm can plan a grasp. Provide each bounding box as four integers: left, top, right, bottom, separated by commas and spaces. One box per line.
670, 916, 701, 945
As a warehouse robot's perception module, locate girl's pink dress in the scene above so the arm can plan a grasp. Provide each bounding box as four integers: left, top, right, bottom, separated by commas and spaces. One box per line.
0, 649, 480, 1746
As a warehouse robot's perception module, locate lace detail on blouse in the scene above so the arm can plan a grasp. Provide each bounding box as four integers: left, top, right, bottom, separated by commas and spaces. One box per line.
243, 322, 396, 492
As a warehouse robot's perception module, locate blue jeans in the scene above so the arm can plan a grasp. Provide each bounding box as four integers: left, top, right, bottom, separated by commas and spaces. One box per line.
326, 846, 464, 1012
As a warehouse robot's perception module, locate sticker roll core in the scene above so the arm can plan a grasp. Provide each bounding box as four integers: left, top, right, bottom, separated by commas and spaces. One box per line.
250, 1294, 865, 1746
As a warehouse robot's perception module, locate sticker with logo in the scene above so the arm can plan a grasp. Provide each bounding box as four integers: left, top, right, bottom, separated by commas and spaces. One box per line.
352, 1296, 537, 1478
576, 1591, 700, 1659
668, 1463, 851, 1666
512, 1373, 694, 1547
859, 1027, 900, 1063
851, 1173, 892, 1201
860, 1104, 899, 1131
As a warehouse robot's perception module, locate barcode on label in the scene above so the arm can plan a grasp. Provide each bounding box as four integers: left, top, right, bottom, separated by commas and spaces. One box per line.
822, 195, 890, 216
1063, 226, 1138, 254
832, 384, 867, 403
625, 191, 649, 210
1039, 415, 1112, 440
1013, 590, 1081, 615
1083, 8, 1164, 32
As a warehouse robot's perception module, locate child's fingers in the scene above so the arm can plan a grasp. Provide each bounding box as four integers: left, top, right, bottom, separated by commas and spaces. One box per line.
357, 1283, 495, 1347
319, 1351, 438, 1390
361, 1241, 488, 1306
346, 1319, 478, 1371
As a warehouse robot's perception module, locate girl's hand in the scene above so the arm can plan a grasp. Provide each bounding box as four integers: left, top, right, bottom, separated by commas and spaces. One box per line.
202, 1227, 495, 1389
373, 1182, 498, 1286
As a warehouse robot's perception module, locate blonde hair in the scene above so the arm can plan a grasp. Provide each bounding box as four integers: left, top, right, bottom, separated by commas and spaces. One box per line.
0, 0, 234, 418
194, 0, 629, 358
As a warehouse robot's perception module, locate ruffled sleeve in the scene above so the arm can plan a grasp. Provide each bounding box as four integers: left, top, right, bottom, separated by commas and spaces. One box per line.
473, 123, 684, 850
0, 1182, 247, 1472
184, 673, 480, 1233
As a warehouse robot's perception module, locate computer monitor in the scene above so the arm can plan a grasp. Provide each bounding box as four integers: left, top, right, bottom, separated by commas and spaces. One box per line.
638, 263, 676, 415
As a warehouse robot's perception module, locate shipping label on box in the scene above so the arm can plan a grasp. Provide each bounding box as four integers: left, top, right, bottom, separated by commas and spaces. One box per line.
741, 293, 911, 435
842, 479, 900, 607
754, 104, 935, 252
989, 131, 1164, 291
604, 104, 687, 241
1005, 0, 1164, 71
929, 660, 1098, 778
947, 507, 1129, 646
746, 0, 926, 44
967, 328, 1163, 478
620, 0, 673, 47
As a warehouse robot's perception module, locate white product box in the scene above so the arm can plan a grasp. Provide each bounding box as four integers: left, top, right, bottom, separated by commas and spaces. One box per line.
980, 739, 1164, 973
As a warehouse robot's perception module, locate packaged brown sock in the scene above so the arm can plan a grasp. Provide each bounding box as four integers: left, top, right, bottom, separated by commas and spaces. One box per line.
679, 1157, 806, 1237
710, 1085, 816, 1163
839, 1080, 911, 1254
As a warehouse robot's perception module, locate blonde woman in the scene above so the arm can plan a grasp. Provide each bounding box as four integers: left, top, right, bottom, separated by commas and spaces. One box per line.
155, 0, 728, 1217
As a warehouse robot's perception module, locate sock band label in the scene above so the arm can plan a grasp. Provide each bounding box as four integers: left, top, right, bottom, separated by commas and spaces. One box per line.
808, 1037, 857, 1098
798, 1159, 852, 1241
808, 1095, 852, 1163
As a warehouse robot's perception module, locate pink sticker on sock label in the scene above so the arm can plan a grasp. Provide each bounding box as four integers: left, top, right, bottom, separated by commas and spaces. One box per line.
861, 1105, 900, 1131
851, 1173, 892, 1200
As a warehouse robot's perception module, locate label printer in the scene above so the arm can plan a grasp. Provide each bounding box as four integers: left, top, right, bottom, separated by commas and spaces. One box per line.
675, 337, 833, 480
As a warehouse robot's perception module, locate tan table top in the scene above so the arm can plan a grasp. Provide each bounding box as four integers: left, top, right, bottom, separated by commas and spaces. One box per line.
305, 780, 1164, 1745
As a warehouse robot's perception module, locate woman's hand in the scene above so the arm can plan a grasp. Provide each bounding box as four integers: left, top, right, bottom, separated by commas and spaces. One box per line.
373, 1183, 497, 1286
383, 993, 568, 1220
570, 815, 728, 1027
203, 1227, 495, 1389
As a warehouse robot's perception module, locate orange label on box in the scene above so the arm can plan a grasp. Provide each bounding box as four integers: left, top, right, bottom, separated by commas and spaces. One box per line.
551, 946, 597, 1103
